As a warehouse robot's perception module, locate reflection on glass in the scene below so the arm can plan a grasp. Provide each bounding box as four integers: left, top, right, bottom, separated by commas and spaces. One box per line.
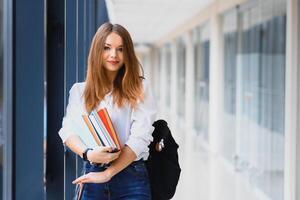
193, 24, 210, 141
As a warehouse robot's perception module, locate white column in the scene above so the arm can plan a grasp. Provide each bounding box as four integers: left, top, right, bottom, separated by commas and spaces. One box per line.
170, 41, 178, 128
181, 31, 197, 200
143, 54, 150, 80
149, 48, 160, 102
208, 12, 224, 154
284, 0, 300, 200
137, 45, 155, 88
159, 47, 168, 119
208, 10, 225, 200
184, 31, 195, 129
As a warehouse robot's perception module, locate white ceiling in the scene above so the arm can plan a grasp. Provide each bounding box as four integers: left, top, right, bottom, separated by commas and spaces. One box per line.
105, 0, 212, 45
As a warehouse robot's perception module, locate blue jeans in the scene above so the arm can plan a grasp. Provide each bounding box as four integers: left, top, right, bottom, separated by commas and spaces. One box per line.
77, 160, 151, 200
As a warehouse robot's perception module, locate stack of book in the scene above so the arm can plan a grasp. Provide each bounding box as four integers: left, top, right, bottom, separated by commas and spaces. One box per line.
82, 108, 121, 150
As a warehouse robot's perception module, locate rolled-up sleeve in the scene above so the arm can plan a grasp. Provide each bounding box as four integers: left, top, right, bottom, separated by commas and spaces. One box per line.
58, 83, 82, 143
125, 80, 157, 160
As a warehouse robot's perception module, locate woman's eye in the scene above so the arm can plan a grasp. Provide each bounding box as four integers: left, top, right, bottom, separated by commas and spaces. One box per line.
117, 48, 123, 52
104, 46, 110, 51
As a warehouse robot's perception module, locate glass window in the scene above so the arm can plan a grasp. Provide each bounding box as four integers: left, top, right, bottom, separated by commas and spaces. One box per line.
222, 9, 238, 163
222, 0, 286, 199
177, 38, 186, 118
193, 24, 210, 141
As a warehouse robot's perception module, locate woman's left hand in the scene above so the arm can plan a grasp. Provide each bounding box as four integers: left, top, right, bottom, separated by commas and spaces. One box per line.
72, 171, 112, 184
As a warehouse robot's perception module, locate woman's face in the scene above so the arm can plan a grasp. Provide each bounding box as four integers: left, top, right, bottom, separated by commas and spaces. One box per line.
102, 32, 124, 78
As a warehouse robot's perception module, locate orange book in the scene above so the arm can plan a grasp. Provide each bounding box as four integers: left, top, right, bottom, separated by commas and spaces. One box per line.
103, 108, 121, 149
98, 108, 121, 149
82, 115, 103, 146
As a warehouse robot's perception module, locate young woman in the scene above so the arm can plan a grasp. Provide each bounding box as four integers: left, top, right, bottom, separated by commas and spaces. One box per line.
58, 22, 157, 200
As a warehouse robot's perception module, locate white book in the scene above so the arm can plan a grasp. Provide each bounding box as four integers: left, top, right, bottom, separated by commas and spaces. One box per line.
91, 110, 117, 148
68, 108, 99, 148
88, 114, 111, 147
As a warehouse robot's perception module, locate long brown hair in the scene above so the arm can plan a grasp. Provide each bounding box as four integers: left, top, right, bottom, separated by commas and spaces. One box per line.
84, 22, 144, 113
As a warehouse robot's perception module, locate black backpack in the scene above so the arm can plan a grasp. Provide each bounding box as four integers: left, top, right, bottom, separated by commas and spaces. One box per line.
146, 120, 181, 200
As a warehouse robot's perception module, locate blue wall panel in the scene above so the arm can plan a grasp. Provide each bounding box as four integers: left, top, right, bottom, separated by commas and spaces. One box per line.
77, 0, 85, 82
46, 0, 65, 199
76, 0, 85, 177
64, 0, 77, 199
96, 0, 109, 27
14, 0, 45, 199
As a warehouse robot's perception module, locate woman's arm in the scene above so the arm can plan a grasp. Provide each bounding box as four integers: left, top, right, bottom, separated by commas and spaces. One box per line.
65, 134, 120, 164
65, 134, 88, 157
106, 145, 136, 176
72, 145, 136, 184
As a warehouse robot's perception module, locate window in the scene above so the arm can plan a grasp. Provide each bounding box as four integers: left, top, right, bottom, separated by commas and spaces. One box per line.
222, 1, 286, 199
193, 24, 210, 140
222, 9, 238, 164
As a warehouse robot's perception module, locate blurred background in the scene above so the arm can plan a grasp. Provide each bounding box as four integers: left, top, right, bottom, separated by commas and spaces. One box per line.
1, 0, 300, 199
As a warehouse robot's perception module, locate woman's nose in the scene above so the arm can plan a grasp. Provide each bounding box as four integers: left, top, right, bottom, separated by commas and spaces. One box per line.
110, 49, 117, 58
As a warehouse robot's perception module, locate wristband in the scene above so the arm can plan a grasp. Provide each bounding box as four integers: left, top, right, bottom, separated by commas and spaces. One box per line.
82, 148, 93, 162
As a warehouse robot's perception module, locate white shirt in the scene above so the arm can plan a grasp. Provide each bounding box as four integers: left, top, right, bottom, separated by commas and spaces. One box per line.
58, 79, 157, 161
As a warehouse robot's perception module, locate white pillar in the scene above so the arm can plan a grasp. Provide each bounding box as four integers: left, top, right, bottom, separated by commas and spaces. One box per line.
284, 0, 300, 200
181, 31, 197, 200
170, 41, 178, 128
149, 48, 160, 102
208, 12, 224, 154
208, 10, 225, 200
159, 47, 168, 119
184, 31, 195, 130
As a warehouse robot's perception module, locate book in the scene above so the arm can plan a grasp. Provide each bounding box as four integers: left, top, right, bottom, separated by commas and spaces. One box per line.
82, 115, 103, 146
91, 110, 117, 148
88, 114, 111, 147
68, 108, 99, 148
98, 108, 121, 149
81, 107, 120, 149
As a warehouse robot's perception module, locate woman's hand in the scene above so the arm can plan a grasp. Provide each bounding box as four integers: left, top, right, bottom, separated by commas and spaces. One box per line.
72, 170, 112, 184
87, 146, 120, 164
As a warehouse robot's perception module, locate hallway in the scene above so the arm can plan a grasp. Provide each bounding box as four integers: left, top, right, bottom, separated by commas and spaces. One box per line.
1, 0, 300, 199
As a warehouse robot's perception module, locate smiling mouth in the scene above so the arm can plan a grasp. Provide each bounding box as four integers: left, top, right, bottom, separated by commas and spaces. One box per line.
107, 61, 120, 65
